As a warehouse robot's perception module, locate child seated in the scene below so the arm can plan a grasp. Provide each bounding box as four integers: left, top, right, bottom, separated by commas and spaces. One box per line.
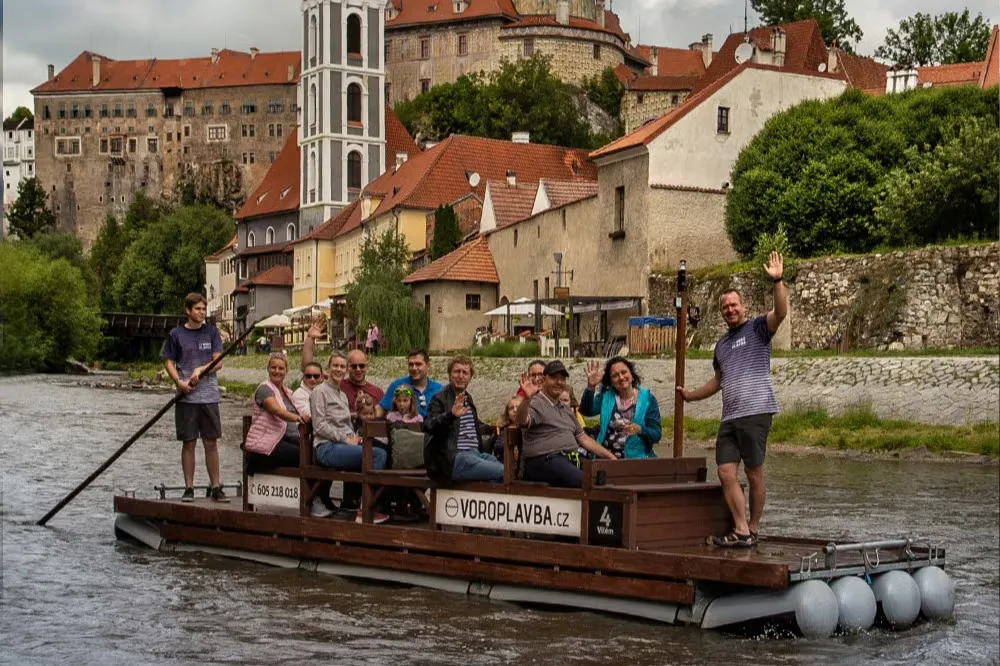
386, 385, 423, 425
492, 396, 523, 462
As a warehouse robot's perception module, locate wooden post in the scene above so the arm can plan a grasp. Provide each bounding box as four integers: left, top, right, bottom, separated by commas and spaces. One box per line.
673, 292, 687, 458
567, 297, 574, 358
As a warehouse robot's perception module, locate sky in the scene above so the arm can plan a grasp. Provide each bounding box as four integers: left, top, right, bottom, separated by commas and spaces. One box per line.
2, 0, 995, 116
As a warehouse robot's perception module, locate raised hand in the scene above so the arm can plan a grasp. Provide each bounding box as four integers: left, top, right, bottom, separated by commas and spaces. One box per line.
451, 393, 469, 418
585, 359, 601, 388
764, 251, 784, 281
519, 372, 539, 398
307, 316, 326, 339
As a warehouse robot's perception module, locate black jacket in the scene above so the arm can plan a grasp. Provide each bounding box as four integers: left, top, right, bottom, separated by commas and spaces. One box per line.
423, 385, 487, 484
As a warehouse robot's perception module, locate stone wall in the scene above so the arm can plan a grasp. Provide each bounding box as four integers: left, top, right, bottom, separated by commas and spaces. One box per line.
649, 243, 1000, 350
621, 89, 688, 134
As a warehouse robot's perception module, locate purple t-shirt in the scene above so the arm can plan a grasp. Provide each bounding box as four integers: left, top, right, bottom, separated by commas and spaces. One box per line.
712, 315, 779, 422
161, 324, 223, 404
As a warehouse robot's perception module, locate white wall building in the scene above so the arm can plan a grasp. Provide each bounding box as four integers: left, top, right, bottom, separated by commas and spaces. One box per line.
2, 117, 36, 236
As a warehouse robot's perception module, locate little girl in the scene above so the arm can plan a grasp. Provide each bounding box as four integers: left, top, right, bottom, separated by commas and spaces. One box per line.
386, 385, 423, 425
492, 396, 523, 461
353, 393, 389, 447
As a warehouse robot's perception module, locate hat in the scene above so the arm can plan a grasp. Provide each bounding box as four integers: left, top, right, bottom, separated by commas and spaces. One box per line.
543, 360, 569, 378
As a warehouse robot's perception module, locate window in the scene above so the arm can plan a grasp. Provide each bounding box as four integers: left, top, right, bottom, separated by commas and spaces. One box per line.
266, 227, 275, 244
544, 277, 550, 298
183, 125, 191, 138
110, 137, 123, 155
71, 103, 80, 119
267, 99, 283, 113
183, 101, 194, 117
671, 94, 679, 105
249, 152, 255, 164
58, 103, 67, 119
308, 151, 317, 202
385, 83, 392, 104
613, 185, 625, 234
100, 138, 109, 154
420, 37, 430, 59
207, 125, 228, 142
146, 102, 157, 117
55, 138, 81, 155
385, 40, 392, 63
247, 231, 256, 248
220, 100, 231, 115
420, 78, 430, 94
513, 229, 518, 247
286, 223, 297, 241
202, 101, 214, 116
43, 105, 51, 119
524, 38, 534, 56
166, 132, 173, 142
458, 34, 468, 56
561, 209, 567, 231
242, 124, 256, 138
268, 151, 276, 162
242, 101, 256, 114
593, 44, 601, 59
347, 83, 362, 123
637, 93, 644, 104
147, 137, 159, 153
717, 106, 730, 134
164, 104, 175, 117
309, 14, 318, 65
128, 138, 138, 153
99, 104, 108, 118
347, 151, 362, 190
465, 294, 481, 311
424, 294, 431, 309
309, 84, 317, 132
126, 102, 137, 118
347, 14, 362, 56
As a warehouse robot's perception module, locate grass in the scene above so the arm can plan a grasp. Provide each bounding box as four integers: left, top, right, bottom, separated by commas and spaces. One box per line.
470, 341, 541, 358
219, 379, 258, 398
664, 400, 999, 457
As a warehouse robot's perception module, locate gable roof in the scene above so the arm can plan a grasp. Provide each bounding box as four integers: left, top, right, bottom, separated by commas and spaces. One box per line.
626, 74, 701, 92
917, 61, 984, 87
355, 134, 596, 235
2, 117, 34, 131
234, 133, 300, 221
403, 236, 499, 285
634, 45, 707, 77
246, 264, 293, 288
385, 0, 518, 29
981, 25, 1000, 88
33, 49, 300, 94
835, 50, 888, 93
539, 179, 599, 208
486, 180, 538, 229
206, 235, 237, 261
386, 107, 421, 161
297, 199, 361, 244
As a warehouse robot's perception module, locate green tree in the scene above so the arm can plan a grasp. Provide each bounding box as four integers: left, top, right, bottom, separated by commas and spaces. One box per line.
345, 228, 428, 354
4, 106, 34, 125
750, 0, 863, 51
90, 193, 168, 310
875, 116, 1000, 246
876, 10, 991, 66
24, 232, 97, 299
430, 204, 462, 259
581, 67, 624, 123
0, 243, 102, 371
725, 85, 999, 258
6, 177, 56, 238
111, 204, 234, 313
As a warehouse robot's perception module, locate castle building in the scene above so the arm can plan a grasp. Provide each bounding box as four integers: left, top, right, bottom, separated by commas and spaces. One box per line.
299, 0, 388, 229
383, 0, 649, 104
31, 49, 300, 247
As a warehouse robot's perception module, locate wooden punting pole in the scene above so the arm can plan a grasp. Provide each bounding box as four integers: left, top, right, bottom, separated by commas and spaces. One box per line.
673, 260, 688, 458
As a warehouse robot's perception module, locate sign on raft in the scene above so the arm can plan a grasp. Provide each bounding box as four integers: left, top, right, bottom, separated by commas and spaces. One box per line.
435, 489, 581, 536
247, 474, 300, 511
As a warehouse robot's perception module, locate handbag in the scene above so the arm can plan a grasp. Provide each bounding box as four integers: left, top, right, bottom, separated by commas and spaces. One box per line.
390, 427, 425, 469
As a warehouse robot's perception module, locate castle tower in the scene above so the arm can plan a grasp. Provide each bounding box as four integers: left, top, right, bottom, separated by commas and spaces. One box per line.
300, 0, 386, 228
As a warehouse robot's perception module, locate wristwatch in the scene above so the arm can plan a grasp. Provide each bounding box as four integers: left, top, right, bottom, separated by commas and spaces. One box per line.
772, 276, 783, 283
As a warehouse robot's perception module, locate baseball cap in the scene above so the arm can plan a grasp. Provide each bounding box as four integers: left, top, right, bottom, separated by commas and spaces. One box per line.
543, 360, 569, 378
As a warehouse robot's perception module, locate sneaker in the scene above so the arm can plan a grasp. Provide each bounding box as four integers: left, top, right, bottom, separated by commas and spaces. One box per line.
209, 486, 231, 503
355, 509, 390, 525
181, 487, 195, 502
311, 498, 333, 518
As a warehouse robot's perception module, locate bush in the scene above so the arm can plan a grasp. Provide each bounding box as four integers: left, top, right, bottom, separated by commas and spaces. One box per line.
0, 243, 103, 371
726, 85, 999, 258
471, 341, 541, 358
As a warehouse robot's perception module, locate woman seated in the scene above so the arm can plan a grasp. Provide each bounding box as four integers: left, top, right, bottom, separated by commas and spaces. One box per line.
245, 353, 307, 469
579, 356, 661, 459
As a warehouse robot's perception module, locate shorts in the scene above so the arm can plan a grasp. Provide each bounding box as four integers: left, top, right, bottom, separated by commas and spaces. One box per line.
175, 402, 222, 442
715, 414, 772, 467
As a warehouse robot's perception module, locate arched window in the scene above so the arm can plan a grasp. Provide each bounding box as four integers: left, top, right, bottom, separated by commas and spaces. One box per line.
309, 83, 318, 131
265, 227, 275, 244
286, 223, 297, 241
309, 150, 318, 200
247, 231, 256, 248
309, 15, 318, 63
347, 14, 362, 56
347, 83, 362, 123
347, 151, 362, 190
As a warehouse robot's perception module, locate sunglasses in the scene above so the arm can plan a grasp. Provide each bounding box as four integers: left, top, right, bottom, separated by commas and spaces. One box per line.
303, 373, 322, 379
350, 363, 367, 369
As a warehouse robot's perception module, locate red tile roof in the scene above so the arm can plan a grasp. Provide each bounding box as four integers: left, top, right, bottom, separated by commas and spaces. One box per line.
918, 61, 983, 87
487, 181, 538, 229
235, 133, 300, 221
539, 179, 598, 208
386, 107, 420, 161
297, 199, 361, 244
500, 13, 627, 42
627, 74, 701, 92
386, 0, 518, 29
206, 235, 237, 261
635, 45, 707, 77
981, 25, 999, 88
33, 49, 300, 94
246, 265, 293, 288
237, 241, 294, 257
835, 50, 888, 92
354, 134, 596, 236
403, 236, 499, 284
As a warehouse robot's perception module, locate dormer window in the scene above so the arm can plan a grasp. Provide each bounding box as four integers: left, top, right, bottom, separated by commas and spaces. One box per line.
452, 0, 467, 12
385, 0, 398, 21
279, 187, 291, 200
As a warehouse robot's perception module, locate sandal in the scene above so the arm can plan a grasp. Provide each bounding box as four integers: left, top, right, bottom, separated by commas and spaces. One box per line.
712, 530, 756, 548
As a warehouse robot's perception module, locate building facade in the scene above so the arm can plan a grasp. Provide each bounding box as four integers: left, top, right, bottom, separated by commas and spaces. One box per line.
3, 118, 37, 223
31, 49, 300, 247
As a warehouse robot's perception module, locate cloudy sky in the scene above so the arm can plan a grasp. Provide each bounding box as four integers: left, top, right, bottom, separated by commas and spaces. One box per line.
3, 0, 995, 114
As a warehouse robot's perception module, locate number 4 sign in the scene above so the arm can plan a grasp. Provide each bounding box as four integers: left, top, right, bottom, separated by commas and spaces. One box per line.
587, 501, 623, 546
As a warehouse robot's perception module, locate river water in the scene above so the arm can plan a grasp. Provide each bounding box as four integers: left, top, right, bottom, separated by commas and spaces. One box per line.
1, 375, 998, 665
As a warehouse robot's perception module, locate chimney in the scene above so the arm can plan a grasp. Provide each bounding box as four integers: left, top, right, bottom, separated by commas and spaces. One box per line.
92, 55, 101, 87
555, 0, 569, 26
649, 46, 658, 75
506, 169, 516, 186
511, 131, 530, 144
287, 64, 295, 81
701, 33, 713, 67
211, 48, 220, 65
396, 151, 408, 168
595, 0, 605, 28
250, 47, 260, 60
827, 43, 839, 74
770, 28, 786, 67
47, 64, 55, 81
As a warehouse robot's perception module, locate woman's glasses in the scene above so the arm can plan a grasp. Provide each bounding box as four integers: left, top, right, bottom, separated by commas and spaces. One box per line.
303, 373, 322, 379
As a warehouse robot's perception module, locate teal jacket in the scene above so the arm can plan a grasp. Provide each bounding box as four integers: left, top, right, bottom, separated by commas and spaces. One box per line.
580, 386, 661, 459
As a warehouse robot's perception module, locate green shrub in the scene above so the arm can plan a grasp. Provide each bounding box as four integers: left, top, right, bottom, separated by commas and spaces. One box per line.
471, 341, 541, 358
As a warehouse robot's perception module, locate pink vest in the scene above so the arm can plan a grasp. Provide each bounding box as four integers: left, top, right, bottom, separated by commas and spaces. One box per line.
245, 380, 296, 456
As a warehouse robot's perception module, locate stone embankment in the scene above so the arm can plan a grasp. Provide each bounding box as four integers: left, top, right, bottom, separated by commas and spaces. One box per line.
218, 355, 999, 425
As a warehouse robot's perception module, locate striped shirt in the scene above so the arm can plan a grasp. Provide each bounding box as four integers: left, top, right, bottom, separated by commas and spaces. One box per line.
713, 315, 779, 422
456, 407, 480, 451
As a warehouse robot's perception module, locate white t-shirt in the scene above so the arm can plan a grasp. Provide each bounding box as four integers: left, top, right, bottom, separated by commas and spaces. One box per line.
292, 385, 312, 418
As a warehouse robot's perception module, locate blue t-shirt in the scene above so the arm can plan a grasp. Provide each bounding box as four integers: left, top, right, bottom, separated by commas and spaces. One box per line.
161, 324, 223, 404
378, 376, 443, 417
712, 315, 779, 422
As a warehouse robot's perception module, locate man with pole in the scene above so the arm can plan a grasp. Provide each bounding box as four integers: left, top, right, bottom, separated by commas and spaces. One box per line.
677, 252, 787, 548
161, 293, 229, 503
